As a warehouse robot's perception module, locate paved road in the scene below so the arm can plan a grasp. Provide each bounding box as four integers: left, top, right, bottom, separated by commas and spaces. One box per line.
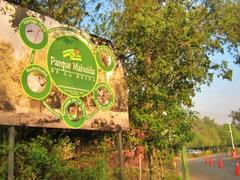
189, 154, 240, 180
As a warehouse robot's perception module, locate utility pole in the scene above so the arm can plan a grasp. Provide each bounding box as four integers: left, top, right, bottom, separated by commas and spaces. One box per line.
229, 122, 235, 149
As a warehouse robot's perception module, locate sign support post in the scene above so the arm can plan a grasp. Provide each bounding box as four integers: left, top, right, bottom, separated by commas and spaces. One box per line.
8, 126, 15, 180
139, 154, 142, 180
118, 131, 124, 180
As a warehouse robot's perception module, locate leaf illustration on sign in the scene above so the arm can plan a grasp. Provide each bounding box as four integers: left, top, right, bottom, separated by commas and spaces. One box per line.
62, 49, 82, 61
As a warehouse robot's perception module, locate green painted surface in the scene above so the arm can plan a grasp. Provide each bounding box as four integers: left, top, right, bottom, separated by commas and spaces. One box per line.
47, 36, 97, 97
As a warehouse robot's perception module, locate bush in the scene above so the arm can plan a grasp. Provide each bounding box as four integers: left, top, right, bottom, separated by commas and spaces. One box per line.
0, 144, 8, 179
203, 150, 213, 156
8, 135, 109, 180
14, 136, 58, 179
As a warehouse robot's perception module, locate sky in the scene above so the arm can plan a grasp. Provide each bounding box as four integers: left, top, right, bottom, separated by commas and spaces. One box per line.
192, 51, 240, 124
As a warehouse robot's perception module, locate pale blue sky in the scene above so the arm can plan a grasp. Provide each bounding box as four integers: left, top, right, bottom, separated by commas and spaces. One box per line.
192, 51, 240, 124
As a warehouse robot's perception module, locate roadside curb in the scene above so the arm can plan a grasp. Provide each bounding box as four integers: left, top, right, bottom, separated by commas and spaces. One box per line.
188, 153, 227, 161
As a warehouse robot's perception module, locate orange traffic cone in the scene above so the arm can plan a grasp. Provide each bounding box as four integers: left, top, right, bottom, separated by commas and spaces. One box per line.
205, 157, 208, 164
210, 158, 214, 166
236, 161, 240, 176
218, 157, 224, 168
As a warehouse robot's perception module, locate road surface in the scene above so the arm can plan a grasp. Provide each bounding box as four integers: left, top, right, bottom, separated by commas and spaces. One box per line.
189, 154, 240, 180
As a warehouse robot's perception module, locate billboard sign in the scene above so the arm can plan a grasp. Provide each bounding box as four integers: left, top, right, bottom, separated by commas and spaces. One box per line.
0, 1, 129, 131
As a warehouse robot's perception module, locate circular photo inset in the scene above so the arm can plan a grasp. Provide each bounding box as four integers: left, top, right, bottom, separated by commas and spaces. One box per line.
96, 45, 115, 72
100, 51, 112, 67
21, 65, 51, 100
67, 103, 83, 122
93, 83, 114, 110
97, 87, 110, 105
25, 24, 44, 44
19, 17, 48, 49
62, 98, 87, 128
27, 71, 46, 93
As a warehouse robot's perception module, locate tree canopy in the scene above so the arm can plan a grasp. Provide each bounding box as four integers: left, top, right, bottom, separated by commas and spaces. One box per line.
229, 108, 240, 127
188, 116, 240, 148
107, 0, 240, 151
12, 0, 86, 26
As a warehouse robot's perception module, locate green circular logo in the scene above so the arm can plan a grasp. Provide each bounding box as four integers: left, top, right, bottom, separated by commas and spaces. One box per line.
19, 17, 48, 50
96, 45, 116, 72
21, 65, 51, 100
93, 83, 114, 110
61, 98, 87, 128
47, 36, 98, 97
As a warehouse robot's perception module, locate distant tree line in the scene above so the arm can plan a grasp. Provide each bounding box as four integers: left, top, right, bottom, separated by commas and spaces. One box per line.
229, 108, 240, 128
187, 116, 240, 149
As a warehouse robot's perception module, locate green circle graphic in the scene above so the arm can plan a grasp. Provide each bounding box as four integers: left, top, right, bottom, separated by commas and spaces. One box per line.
47, 35, 98, 97
19, 17, 48, 49
93, 83, 114, 110
61, 98, 87, 128
21, 65, 51, 100
96, 45, 116, 72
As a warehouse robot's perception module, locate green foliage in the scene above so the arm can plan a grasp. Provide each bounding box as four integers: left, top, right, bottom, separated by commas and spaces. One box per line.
102, 0, 240, 155
81, 0, 124, 40
218, 124, 232, 146
52, 136, 75, 160
17, 0, 86, 27
73, 5, 239, 178
15, 136, 56, 179
114, 0, 237, 113
231, 125, 240, 145
188, 116, 240, 148
229, 108, 240, 127
0, 143, 8, 179
95, 159, 108, 180
11, 135, 109, 180
188, 117, 221, 148
145, 106, 195, 152
214, 1, 240, 48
